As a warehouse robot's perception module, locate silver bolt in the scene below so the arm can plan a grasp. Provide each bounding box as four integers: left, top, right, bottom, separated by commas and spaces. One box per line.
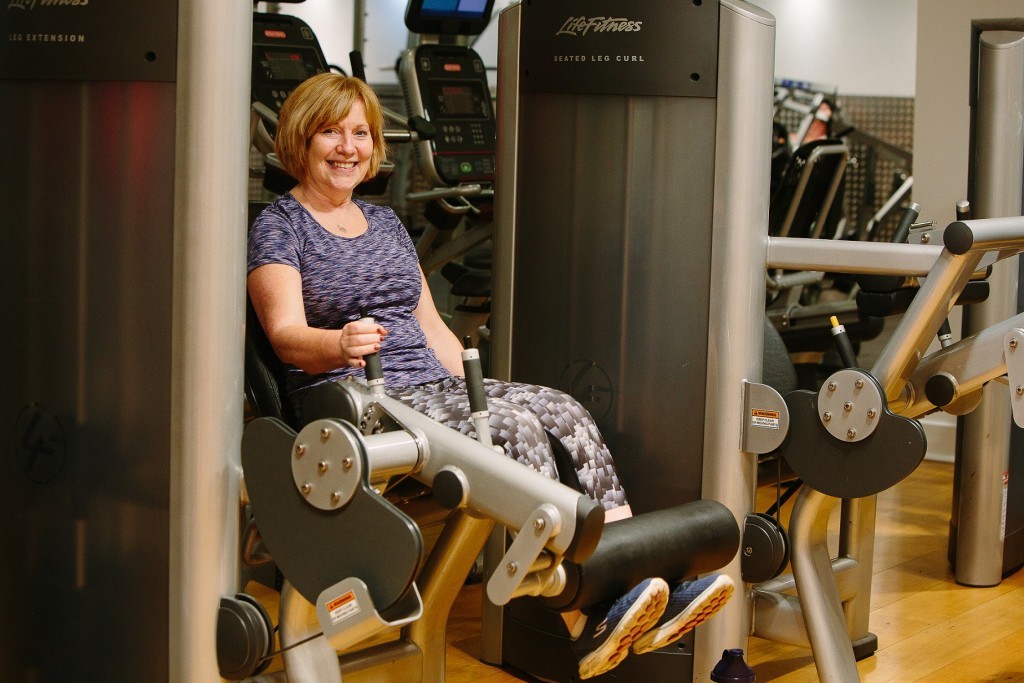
1017, 386, 1024, 397
342, 457, 353, 470
320, 427, 331, 441
827, 381, 837, 392
300, 483, 312, 496
1012, 338, 1019, 350
318, 460, 329, 474
506, 562, 518, 575
847, 428, 857, 439
823, 412, 832, 422
295, 444, 307, 457
744, 546, 754, 556
921, 233, 931, 244
330, 491, 341, 505
533, 518, 546, 532
855, 379, 864, 389
867, 408, 877, 419
844, 402, 853, 412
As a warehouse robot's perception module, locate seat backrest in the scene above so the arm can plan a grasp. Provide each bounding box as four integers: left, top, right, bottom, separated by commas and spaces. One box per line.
769, 138, 848, 239
244, 297, 298, 428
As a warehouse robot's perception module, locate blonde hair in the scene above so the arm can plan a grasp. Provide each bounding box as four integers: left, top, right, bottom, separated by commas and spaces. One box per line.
274, 73, 387, 183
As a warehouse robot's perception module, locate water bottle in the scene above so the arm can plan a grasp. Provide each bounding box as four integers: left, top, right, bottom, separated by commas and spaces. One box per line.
710, 648, 755, 682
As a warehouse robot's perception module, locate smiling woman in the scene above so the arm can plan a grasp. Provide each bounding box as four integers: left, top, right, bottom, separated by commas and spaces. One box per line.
244, 72, 734, 679
272, 73, 388, 188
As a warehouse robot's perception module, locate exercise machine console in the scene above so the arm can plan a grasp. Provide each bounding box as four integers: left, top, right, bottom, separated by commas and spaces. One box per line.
397, 0, 498, 345
399, 0, 497, 188
252, 12, 329, 119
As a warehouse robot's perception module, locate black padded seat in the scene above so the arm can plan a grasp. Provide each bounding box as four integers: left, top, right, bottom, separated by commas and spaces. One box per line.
245, 297, 298, 428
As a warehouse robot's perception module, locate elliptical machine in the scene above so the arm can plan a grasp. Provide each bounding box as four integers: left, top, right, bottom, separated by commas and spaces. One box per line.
397, 0, 498, 348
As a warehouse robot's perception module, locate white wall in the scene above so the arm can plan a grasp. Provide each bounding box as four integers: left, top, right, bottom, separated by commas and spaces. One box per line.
756, 0, 918, 96
914, 0, 1024, 219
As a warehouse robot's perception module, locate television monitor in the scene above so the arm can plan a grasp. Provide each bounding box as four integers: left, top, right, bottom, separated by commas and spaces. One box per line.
405, 0, 496, 36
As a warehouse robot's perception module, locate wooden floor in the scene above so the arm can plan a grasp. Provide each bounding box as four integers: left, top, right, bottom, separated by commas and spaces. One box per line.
442, 460, 1024, 682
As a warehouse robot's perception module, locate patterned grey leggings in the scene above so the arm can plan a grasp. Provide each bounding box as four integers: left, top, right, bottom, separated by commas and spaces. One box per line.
387, 377, 628, 510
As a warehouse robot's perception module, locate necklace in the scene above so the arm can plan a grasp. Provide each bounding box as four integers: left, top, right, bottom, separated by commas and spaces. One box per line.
293, 189, 357, 235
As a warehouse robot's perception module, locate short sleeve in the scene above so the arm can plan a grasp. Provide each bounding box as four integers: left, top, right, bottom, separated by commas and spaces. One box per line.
360, 202, 418, 261
248, 204, 301, 274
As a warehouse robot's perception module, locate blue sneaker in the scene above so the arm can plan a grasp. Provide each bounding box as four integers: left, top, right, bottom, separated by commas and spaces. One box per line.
572, 577, 669, 679
631, 574, 734, 654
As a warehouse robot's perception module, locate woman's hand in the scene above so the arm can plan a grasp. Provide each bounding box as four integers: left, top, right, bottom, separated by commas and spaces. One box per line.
339, 319, 388, 368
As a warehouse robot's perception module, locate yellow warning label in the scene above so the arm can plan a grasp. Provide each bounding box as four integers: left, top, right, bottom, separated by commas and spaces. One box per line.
327, 591, 360, 624
751, 409, 780, 429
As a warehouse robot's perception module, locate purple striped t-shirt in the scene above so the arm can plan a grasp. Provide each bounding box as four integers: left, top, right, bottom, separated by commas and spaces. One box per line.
247, 193, 451, 412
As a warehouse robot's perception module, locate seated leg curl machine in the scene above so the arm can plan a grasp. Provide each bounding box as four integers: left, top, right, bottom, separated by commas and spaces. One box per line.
220, 327, 739, 682
224, 6, 1024, 683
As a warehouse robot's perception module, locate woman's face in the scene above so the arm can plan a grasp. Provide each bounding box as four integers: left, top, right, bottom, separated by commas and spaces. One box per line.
304, 98, 373, 200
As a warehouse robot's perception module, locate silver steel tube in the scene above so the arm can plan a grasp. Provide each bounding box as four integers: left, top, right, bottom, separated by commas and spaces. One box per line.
954, 29, 1024, 587
695, 1, 776, 677
364, 430, 421, 481
489, 2, 523, 381
871, 248, 984, 401
944, 215, 1024, 255
279, 581, 344, 683
750, 590, 810, 648
407, 184, 485, 203
766, 236, 942, 275
902, 312, 1024, 418
789, 488, 859, 682
169, 0, 251, 679
376, 394, 591, 558
838, 497, 877, 641
752, 556, 859, 648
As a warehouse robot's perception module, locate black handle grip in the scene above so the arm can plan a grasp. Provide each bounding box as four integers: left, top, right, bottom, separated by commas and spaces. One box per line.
891, 202, 921, 244
830, 316, 858, 369
358, 307, 383, 382
349, 51, 367, 82
460, 339, 488, 415
407, 115, 437, 141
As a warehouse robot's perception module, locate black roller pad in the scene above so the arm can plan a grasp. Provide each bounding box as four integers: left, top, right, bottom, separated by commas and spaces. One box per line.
540, 499, 739, 611
241, 417, 423, 611
781, 388, 927, 499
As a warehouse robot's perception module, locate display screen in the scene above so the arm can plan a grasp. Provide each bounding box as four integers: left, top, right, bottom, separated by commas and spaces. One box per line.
441, 85, 476, 115
420, 0, 490, 20
405, 0, 494, 35
264, 50, 316, 81
432, 80, 489, 118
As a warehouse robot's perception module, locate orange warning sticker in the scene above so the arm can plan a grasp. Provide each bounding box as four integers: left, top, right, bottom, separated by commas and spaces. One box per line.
751, 409, 780, 429
326, 591, 360, 624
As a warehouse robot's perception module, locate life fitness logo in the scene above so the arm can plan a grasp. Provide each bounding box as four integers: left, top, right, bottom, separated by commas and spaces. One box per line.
8, 0, 90, 9
556, 16, 643, 37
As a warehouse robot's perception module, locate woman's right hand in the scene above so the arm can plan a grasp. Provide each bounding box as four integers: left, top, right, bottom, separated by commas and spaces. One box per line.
339, 319, 388, 368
